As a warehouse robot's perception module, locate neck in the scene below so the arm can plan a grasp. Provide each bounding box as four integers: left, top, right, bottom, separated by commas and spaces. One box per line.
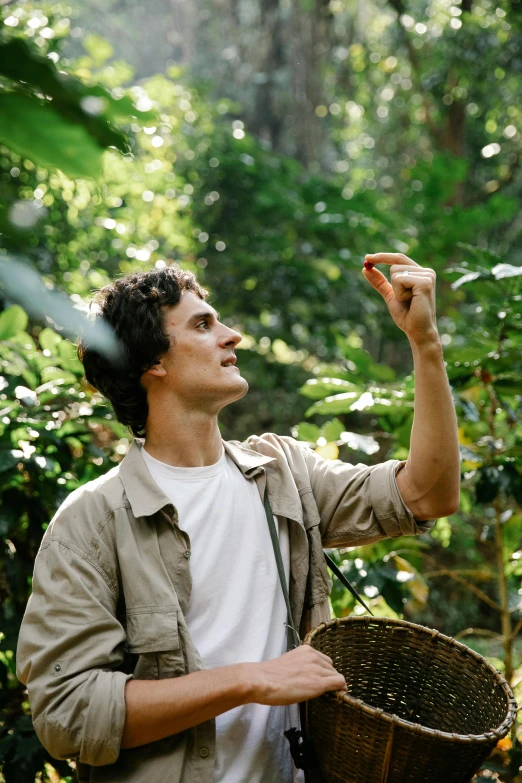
144, 403, 223, 468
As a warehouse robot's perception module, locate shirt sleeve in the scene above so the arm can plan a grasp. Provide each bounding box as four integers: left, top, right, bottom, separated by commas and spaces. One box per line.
16, 537, 131, 767
302, 446, 437, 547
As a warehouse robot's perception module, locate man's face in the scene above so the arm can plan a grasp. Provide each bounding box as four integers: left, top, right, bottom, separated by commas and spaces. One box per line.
143, 290, 248, 412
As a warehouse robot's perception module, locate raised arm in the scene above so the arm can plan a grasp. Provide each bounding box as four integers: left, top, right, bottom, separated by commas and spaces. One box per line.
302, 445, 435, 548
362, 253, 460, 520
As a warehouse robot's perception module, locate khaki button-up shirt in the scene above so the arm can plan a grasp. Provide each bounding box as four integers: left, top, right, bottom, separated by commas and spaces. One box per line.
16, 433, 435, 783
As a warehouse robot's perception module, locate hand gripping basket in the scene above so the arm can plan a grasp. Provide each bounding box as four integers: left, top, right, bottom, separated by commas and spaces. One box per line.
303, 616, 518, 783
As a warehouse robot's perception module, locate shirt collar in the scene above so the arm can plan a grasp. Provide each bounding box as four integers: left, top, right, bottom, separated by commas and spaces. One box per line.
118, 438, 275, 519
222, 439, 275, 477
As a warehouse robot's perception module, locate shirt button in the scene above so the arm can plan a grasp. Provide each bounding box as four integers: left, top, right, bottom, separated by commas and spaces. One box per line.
54, 664, 62, 672
183, 551, 191, 559
200, 747, 209, 758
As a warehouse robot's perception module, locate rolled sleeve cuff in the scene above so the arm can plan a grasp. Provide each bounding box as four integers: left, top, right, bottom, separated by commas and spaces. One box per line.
370, 459, 437, 538
81, 669, 132, 766
34, 670, 132, 767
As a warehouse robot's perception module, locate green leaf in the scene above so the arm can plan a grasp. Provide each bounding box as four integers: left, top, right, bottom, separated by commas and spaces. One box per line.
40, 367, 77, 385
300, 377, 361, 400
0, 306, 28, 340
292, 422, 321, 443
306, 392, 363, 416
431, 517, 452, 548
0, 38, 139, 148
8, 331, 37, 351
494, 376, 522, 397
450, 271, 483, 290
82, 84, 156, 123
0, 93, 105, 178
58, 340, 83, 373
456, 243, 502, 269
38, 328, 61, 355
335, 336, 397, 381
321, 418, 345, 443
306, 389, 411, 417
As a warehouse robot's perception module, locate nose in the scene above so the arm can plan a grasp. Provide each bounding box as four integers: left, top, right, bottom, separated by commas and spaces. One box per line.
219, 324, 242, 348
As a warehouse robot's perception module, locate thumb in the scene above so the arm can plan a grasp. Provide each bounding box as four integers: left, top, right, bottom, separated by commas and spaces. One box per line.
362, 262, 393, 299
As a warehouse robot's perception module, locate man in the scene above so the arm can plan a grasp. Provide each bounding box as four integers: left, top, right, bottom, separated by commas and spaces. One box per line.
16, 253, 460, 783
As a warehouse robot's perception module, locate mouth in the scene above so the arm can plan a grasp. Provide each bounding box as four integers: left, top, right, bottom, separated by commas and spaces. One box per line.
221, 356, 237, 368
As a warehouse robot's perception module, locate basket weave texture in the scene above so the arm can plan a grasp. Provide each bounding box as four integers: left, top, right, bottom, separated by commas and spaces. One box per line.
304, 616, 517, 783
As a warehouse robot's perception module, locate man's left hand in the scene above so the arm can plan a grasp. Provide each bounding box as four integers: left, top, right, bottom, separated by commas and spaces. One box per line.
362, 252, 439, 346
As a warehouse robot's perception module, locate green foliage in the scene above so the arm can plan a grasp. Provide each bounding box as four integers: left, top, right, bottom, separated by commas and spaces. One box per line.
0, 306, 27, 340
0, 312, 127, 782
0, 35, 151, 178
0, 92, 110, 178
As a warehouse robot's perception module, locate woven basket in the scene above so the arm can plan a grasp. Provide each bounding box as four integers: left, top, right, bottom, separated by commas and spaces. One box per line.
304, 616, 518, 783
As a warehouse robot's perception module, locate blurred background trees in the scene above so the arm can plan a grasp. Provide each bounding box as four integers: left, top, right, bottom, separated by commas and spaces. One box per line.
0, 0, 521, 780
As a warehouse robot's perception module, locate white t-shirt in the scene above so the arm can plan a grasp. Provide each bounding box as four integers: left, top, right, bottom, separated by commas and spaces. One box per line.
142, 446, 304, 783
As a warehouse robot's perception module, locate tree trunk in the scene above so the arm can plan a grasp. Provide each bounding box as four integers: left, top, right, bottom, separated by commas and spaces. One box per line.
494, 497, 513, 686
290, 0, 333, 167
252, 0, 285, 150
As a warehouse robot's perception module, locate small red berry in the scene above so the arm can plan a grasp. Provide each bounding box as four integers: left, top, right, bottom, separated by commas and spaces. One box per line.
363, 260, 374, 271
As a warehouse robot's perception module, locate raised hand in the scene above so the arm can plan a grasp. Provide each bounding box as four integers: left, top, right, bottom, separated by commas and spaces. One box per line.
362, 252, 439, 347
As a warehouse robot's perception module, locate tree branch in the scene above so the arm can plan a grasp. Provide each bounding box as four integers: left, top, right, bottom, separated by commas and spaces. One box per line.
511, 616, 522, 642
454, 627, 502, 641
423, 569, 494, 580
422, 555, 501, 612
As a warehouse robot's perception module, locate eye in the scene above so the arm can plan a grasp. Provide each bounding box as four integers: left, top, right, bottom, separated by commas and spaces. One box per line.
197, 320, 210, 330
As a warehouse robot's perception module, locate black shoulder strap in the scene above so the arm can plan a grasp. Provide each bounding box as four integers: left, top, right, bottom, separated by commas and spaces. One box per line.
323, 551, 374, 616
263, 489, 301, 650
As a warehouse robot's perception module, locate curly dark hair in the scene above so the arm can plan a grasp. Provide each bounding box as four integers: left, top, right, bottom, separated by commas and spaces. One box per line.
78, 265, 208, 437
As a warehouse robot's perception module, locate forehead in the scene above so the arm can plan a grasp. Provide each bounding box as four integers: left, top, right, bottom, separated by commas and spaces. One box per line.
163, 290, 216, 327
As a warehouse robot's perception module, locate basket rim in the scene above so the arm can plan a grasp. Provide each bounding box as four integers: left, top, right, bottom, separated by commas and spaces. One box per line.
304, 615, 518, 745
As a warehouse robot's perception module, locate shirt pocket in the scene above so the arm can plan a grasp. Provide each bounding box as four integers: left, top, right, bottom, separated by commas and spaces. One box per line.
125, 608, 186, 680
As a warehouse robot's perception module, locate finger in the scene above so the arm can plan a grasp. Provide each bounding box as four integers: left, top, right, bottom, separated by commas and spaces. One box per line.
312, 651, 336, 668
389, 270, 435, 299
301, 644, 334, 666
324, 674, 347, 691
390, 265, 434, 278
315, 656, 340, 673
365, 252, 420, 268
304, 651, 341, 676
361, 264, 395, 299
392, 274, 435, 291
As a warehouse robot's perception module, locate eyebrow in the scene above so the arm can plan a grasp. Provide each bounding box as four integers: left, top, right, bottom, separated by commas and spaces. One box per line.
187, 309, 221, 326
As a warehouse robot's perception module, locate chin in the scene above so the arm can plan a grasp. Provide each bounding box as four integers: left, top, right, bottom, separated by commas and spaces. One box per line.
234, 376, 249, 397
226, 376, 249, 403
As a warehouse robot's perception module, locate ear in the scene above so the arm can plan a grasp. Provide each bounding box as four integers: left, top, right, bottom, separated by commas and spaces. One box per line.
144, 360, 167, 378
